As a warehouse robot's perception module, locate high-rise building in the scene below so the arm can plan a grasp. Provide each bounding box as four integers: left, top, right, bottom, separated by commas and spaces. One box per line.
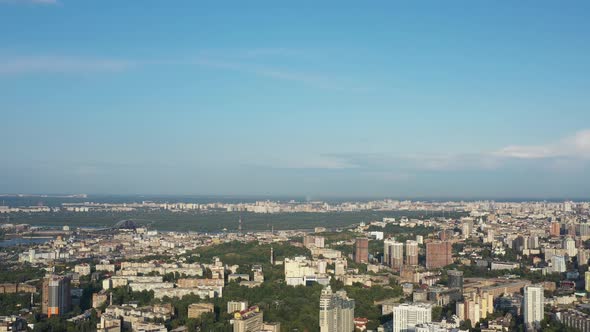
416, 235, 424, 245
392, 303, 432, 332
461, 218, 474, 239
456, 292, 494, 323
405, 240, 419, 266
319, 286, 355, 332
464, 299, 480, 324
579, 223, 590, 239
486, 229, 495, 243
568, 224, 577, 237
426, 242, 452, 269
523, 285, 544, 331
585, 272, 590, 293
455, 301, 465, 321
304, 235, 325, 249
233, 306, 263, 332
552, 255, 567, 273
480, 292, 494, 319
335, 259, 346, 276
384, 238, 396, 267
563, 237, 577, 257
391, 242, 404, 269
315, 236, 325, 248
354, 238, 369, 264
560, 309, 590, 332
580, 249, 590, 266
447, 269, 463, 291
42, 275, 71, 317
512, 236, 528, 253
456, 292, 494, 324
303, 235, 315, 249
550, 222, 561, 237
528, 236, 539, 249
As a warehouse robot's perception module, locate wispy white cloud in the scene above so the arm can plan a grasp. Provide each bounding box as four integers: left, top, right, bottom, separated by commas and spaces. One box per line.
193, 48, 308, 59
256, 155, 359, 170
0, 55, 133, 74
167, 57, 359, 90
180, 57, 337, 89
233, 48, 300, 57
0, 53, 355, 90
493, 129, 590, 159
313, 152, 501, 173
0, 0, 58, 5
271, 129, 590, 178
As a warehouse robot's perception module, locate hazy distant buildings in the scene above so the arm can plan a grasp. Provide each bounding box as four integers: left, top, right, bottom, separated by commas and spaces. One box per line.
426, 242, 452, 269
354, 238, 369, 264
319, 286, 355, 332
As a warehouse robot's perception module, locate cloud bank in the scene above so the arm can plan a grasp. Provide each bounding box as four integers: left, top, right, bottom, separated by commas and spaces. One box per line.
267, 129, 590, 181
494, 129, 590, 160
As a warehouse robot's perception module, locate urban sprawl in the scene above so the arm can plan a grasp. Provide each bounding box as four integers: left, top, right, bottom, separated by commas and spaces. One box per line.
1, 199, 590, 332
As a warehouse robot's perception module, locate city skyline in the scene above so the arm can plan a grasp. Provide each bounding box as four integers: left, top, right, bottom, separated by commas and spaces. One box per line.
1, 1, 590, 197
3, 2, 590, 331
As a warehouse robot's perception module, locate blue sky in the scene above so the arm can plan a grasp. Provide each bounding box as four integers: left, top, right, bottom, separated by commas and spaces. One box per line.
1, 0, 589, 198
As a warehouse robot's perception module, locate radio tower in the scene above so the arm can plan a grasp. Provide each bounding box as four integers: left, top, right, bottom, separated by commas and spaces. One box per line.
270, 246, 275, 265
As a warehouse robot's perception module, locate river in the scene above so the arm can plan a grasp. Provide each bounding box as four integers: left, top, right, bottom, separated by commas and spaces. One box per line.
0, 237, 53, 247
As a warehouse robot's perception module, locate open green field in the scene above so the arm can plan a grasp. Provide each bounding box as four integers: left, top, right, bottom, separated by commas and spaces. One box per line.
4, 210, 465, 232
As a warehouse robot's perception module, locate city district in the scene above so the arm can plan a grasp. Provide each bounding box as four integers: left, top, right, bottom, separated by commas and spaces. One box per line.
1, 200, 590, 332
